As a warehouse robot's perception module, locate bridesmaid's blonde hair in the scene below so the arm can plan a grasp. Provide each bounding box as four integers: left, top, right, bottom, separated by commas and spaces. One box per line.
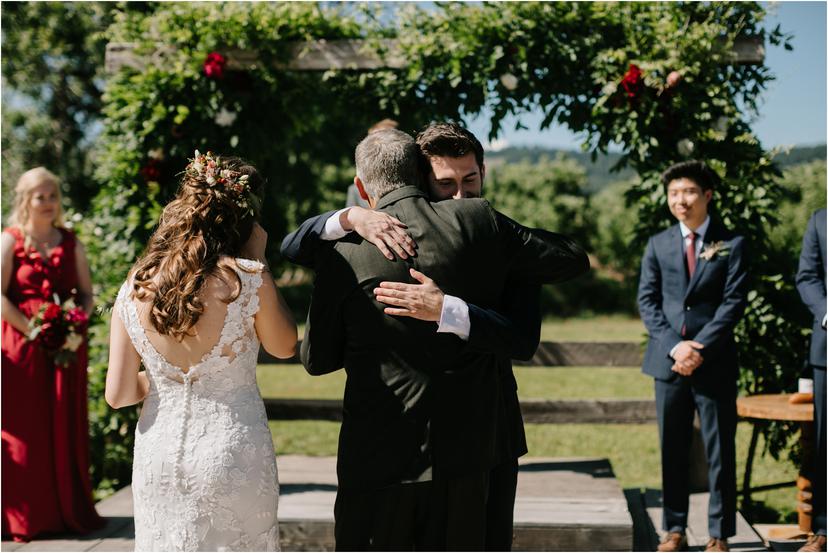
9, 167, 65, 228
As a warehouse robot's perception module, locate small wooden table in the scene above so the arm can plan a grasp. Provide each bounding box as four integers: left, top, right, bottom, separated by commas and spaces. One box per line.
737, 394, 815, 536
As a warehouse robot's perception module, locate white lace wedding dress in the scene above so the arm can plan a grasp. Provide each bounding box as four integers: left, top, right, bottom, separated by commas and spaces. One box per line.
114, 259, 280, 551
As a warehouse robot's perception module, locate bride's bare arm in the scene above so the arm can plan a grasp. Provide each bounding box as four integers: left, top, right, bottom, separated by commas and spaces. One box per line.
242, 223, 297, 358
255, 277, 297, 359
106, 309, 149, 408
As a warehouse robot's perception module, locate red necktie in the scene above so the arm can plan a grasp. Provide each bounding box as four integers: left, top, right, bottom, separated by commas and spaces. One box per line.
686, 231, 697, 278
682, 232, 697, 338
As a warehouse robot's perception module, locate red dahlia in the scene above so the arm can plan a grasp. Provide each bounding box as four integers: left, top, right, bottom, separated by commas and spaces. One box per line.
204, 52, 227, 79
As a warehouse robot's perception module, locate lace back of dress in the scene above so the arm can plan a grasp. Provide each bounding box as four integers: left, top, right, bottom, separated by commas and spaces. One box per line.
115, 259, 263, 382
211, 260, 263, 369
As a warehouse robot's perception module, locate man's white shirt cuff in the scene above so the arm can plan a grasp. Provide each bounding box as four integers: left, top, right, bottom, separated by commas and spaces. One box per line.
669, 342, 681, 360
321, 208, 351, 240
437, 295, 471, 341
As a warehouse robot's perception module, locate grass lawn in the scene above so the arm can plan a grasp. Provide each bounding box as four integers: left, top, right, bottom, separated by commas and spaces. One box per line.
260, 317, 802, 523
540, 315, 646, 342
295, 316, 647, 343
257, 365, 654, 400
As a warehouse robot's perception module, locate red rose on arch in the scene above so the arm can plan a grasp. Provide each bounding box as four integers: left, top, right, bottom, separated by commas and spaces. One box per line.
140, 159, 161, 182
204, 52, 226, 79
620, 63, 644, 100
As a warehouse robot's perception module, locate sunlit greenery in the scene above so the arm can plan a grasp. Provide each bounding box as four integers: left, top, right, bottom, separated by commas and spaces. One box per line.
2, 2, 807, 496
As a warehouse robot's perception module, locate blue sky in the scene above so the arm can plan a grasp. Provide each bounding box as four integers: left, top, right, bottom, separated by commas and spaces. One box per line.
467, 1, 827, 151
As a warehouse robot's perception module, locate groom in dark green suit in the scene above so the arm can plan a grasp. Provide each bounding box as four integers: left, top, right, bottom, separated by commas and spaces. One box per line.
299, 128, 587, 550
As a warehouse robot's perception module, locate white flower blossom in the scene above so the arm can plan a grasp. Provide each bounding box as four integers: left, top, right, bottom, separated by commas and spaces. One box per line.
713, 116, 729, 133
677, 139, 695, 157
499, 73, 519, 91
65, 332, 83, 352
215, 108, 238, 127
602, 81, 618, 96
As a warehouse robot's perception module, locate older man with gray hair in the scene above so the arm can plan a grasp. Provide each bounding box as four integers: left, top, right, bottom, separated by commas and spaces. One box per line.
298, 128, 583, 550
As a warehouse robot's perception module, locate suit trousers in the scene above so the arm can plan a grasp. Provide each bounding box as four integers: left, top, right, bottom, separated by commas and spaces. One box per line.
813, 366, 826, 535
333, 481, 440, 551
485, 459, 519, 551
655, 376, 737, 539
430, 470, 491, 551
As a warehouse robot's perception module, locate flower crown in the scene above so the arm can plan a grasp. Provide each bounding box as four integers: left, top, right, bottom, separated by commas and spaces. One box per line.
186, 150, 259, 217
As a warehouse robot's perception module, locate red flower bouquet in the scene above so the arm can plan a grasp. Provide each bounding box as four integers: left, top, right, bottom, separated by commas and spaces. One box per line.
28, 296, 89, 367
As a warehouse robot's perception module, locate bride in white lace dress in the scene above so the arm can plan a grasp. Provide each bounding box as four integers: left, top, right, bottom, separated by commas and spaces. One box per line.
105, 152, 297, 551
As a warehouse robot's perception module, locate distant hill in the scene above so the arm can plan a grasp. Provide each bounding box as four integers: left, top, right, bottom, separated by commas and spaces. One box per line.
773, 144, 827, 168
486, 144, 826, 193
485, 147, 633, 192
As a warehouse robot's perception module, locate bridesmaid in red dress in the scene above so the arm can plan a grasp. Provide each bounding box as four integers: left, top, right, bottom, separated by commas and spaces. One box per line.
1, 167, 103, 542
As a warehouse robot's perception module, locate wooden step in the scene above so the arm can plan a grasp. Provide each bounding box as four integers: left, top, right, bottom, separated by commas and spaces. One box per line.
1, 456, 634, 551
277, 456, 633, 551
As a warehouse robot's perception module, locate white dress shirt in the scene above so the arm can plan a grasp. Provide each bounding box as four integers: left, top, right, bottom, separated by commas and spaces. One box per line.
679, 216, 710, 261
321, 210, 472, 340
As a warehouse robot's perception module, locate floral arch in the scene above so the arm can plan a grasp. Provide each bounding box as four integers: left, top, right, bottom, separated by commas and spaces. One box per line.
86, 2, 800, 493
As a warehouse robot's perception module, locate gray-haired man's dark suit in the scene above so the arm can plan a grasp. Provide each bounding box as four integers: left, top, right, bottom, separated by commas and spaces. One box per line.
797, 208, 826, 537
295, 185, 587, 550
637, 218, 748, 540
282, 210, 550, 551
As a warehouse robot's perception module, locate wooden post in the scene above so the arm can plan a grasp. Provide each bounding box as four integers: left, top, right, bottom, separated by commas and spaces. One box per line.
798, 421, 815, 533
105, 39, 406, 74
105, 36, 764, 74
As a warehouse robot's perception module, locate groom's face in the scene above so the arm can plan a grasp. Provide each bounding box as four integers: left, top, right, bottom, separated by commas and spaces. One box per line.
426, 153, 485, 201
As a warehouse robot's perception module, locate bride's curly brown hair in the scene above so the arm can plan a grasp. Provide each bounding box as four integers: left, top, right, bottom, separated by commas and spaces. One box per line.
131, 155, 264, 341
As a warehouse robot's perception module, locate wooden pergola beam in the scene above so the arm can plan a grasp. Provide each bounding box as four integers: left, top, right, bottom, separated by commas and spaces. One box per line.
105, 39, 406, 74
104, 36, 764, 74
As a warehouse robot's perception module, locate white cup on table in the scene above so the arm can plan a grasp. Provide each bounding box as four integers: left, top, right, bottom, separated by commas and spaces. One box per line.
799, 378, 814, 394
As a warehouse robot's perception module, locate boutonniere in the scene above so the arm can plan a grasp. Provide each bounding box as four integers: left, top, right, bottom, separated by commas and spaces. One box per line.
699, 240, 729, 261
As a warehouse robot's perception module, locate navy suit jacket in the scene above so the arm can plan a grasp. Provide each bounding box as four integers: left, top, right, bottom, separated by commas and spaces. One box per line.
797, 208, 827, 368
637, 219, 749, 382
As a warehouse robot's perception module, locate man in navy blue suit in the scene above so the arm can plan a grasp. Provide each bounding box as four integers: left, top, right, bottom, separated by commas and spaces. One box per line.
796, 208, 826, 552
637, 160, 749, 553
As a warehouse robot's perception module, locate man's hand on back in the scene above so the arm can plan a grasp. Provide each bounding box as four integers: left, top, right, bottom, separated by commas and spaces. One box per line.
374, 268, 444, 321
343, 207, 416, 261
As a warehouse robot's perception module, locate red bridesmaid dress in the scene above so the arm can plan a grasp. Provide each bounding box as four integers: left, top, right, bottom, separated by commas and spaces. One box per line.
1, 227, 104, 541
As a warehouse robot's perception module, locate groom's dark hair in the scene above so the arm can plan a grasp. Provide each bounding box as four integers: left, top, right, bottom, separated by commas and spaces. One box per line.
661, 160, 720, 192
416, 122, 485, 169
